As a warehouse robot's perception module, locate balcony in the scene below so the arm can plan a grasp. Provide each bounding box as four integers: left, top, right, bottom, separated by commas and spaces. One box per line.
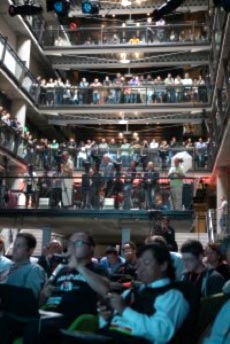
0, 33, 38, 104
42, 23, 210, 55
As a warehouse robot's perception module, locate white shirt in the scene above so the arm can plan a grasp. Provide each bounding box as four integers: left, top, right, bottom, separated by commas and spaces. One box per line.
100, 278, 189, 344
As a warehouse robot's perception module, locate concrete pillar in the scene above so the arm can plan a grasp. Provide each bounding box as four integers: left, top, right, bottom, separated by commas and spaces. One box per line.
11, 100, 26, 128
121, 228, 130, 246
42, 227, 52, 248
17, 36, 31, 68
216, 168, 230, 234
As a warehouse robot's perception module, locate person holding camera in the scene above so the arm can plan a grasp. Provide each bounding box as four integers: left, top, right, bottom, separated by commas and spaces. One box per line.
168, 158, 185, 210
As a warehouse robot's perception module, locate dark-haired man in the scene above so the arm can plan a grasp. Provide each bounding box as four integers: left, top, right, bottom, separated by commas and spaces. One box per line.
181, 239, 225, 297
5, 232, 45, 297
97, 244, 192, 344
0, 232, 46, 344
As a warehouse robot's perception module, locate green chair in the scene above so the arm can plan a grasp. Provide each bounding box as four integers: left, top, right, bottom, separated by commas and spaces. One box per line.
13, 313, 98, 344
195, 292, 229, 342
68, 313, 98, 332
13, 339, 23, 344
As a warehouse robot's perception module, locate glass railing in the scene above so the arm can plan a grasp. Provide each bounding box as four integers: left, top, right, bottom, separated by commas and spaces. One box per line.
41, 23, 210, 48
0, 33, 37, 102
24, 145, 211, 172
2, 175, 201, 212
0, 117, 213, 171
0, 118, 214, 172
37, 84, 210, 106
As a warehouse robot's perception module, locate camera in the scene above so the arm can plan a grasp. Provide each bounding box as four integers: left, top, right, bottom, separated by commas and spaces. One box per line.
51, 253, 69, 265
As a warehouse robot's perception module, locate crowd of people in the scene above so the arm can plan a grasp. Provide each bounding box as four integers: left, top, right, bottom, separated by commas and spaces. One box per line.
51, 20, 208, 47
0, 229, 230, 344
30, 72, 208, 106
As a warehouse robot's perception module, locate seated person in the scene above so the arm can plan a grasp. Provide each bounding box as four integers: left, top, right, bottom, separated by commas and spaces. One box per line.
99, 246, 125, 276
0, 236, 12, 283
0, 232, 46, 344
181, 240, 225, 297
97, 244, 197, 344
39, 232, 109, 343
117, 241, 137, 278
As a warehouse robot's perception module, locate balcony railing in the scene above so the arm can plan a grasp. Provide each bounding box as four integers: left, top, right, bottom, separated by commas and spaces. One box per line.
37, 85, 210, 107
2, 176, 200, 213
41, 23, 210, 48
0, 119, 213, 172
0, 33, 37, 102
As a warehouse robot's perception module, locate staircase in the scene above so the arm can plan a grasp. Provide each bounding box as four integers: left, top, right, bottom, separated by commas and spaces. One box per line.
175, 232, 209, 250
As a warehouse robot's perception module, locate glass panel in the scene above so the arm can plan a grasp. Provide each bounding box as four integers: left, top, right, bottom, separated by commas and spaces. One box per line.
3, 48, 17, 75
0, 38, 4, 61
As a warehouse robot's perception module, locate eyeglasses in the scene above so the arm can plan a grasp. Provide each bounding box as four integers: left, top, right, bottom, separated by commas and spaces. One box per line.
69, 240, 91, 247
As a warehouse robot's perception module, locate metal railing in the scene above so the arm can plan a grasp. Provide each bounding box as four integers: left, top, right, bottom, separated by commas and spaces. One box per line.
37, 84, 210, 107
40, 23, 210, 48
206, 208, 216, 242
1, 175, 197, 212
0, 120, 212, 172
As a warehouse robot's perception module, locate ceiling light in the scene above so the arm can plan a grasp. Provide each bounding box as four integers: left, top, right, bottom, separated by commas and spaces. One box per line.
120, 58, 130, 64
121, 0, 131, 7
81, 0, 100, 14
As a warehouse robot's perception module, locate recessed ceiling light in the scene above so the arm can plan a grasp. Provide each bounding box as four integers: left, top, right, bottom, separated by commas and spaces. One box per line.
121, 0, 131, 7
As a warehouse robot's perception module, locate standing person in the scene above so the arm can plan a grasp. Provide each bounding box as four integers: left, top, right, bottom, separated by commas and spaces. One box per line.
61, 151, 74, 208
123, 161, 137, 210
143, 161, 159, 209
218, 196, 228, 233
154, 216, 178, 252
81, 166, 93, 209
102, 154, 114, 197
90, 164, 102, 209
23, 164, 38, 208
168, 158, 185, 210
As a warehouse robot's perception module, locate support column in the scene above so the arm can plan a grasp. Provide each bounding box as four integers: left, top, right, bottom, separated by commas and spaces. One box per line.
121, 228, 130, 246
17, 36, 31, 68
42, 226, 52, 248
11, 100, 26, 128
216, 168, 230, 234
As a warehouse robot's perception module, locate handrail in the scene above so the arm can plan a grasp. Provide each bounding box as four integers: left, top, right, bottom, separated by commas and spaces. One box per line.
0, 117, 212, 172
206, 208, 215, 243
1, 175, 198, 211
41, 22, 210, 48
36, 84, 210, 106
